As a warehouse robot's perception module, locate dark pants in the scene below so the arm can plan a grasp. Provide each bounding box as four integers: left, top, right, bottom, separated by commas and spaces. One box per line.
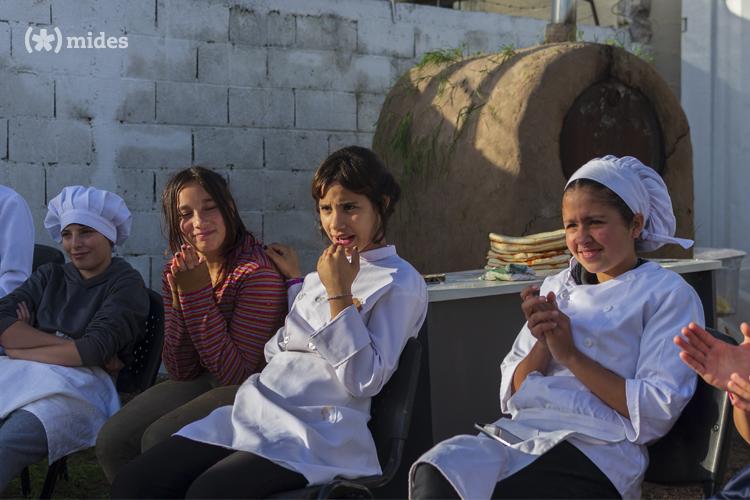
111, 436, 307, 499
96, 374, 238, 483
412, 441, 621, 499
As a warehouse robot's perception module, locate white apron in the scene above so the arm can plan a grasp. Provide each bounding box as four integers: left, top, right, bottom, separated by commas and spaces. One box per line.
178, 246, 428, 485
411, 260, 704, 499
0, 356, 120, 462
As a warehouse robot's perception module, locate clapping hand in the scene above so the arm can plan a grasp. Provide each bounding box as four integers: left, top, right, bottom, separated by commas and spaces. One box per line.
166, 244, 206, 292
674, 322, 750, 391
521, 285, 555, 345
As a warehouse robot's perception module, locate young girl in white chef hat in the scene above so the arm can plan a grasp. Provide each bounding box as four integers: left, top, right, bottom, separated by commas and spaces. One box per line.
411, 156, 703, 499
0, 186, 148, 491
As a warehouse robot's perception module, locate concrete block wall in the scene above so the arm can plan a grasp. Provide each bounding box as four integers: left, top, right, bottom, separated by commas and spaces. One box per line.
0, 0, 619, 286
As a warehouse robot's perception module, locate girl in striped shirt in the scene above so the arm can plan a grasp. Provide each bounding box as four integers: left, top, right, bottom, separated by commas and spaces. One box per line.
96, 166, 287, 482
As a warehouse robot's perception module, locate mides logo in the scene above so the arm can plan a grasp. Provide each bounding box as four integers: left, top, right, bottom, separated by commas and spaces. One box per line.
25, 26, 129, 54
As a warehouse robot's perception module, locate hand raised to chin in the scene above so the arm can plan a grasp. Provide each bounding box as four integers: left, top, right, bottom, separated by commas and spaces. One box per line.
317, 244, 359, 297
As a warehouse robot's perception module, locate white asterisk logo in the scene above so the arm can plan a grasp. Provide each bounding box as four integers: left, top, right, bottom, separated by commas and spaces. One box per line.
31, 28, 55, 51
24, 26, 63, 54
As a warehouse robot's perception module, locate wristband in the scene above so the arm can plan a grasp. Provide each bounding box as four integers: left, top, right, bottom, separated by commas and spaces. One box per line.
285, 277, 304, 288
327, 293, 353, 302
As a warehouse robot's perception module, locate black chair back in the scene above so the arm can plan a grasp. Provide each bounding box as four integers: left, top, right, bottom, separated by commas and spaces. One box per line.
32, 244, 64, 272
645, 327, 737, 497
269, 336, 423, 499
116, 288, 165, 394
367, 336, 422, 486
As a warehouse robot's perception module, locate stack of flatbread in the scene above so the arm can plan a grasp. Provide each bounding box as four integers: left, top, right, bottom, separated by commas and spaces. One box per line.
486, 229, 571, 274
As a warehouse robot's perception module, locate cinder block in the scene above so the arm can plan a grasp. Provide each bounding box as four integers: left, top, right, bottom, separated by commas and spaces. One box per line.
123, 35, 196, 82
414, 28, 467, 58
198, 43, 266, 87
51, 0, 155, 34
113, 124, 191, 169
328, 132, 374, 153
0, 160, 46, 209
154, 167, 196, 205
9, 118, 92, 164
358, 20, 414, 58
228, 6, 263, 46
348, 54, 395, 93
0, 120, 6, 159
32, 207, 56, 246
295, 89, 356, 131
156, 81, 227, 126
0, 73, 54, 117
56, 77, 155, 123
193, 127, 263, 169
149, 257, 166, 291
295, 14, 356, 51
119, 210, 167, 255
264, 169, 313, 211
226, 169, 264, 211
116, 81, 156, 123
0, 21, 9, 58
296, 249, 323, 277
228, 6, 295, 47
356, 93, 386, 133
228, 87, 293, 128
264, 130, 329, 172
113, 168, 156, 210
157, 0, 228, 42
44, 163, 95, 202
268, 50, 394, 93
263, 209, 321, 252
268, 48, 341, 90
267, 11, 295, 47
0, 0, 51, 24
239, 210, 262, 240
120, 254, 151, 286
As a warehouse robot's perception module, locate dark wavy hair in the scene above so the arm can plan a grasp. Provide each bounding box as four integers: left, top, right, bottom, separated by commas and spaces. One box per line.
311, 146, 401, 244
564, 178, 635, 225
161, 166, 250, 263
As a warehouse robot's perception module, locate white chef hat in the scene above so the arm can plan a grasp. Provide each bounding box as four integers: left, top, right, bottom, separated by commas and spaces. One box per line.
565, 155, 693, 252
44, 186, 132, 246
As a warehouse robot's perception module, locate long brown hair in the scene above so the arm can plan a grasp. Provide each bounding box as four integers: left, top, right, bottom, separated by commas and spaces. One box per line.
311, 146, 401, 244
161, 166, 251, 263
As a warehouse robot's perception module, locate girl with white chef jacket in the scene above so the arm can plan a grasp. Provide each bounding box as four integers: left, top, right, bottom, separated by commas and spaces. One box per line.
111, 146, 428, 499
411, 156, 704, 499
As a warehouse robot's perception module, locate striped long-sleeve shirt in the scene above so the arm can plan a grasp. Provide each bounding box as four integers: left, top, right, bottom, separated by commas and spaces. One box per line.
161, 236, 287, 386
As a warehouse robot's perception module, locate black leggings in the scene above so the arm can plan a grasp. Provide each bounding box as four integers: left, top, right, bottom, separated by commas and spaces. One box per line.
111, 436, 307, 499
412, 441, 621, 499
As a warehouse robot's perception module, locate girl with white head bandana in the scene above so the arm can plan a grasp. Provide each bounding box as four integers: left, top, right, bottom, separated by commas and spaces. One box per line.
409, 156, 703, 500
566, 155, 693, 252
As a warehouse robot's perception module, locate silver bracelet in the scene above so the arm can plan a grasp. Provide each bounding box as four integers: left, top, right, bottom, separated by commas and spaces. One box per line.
327, 293, 353, 301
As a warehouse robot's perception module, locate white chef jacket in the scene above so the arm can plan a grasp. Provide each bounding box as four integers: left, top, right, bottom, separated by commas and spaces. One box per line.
0, 357, 120, 462
412, 259, 703, 499
177, 245, 428, 485
0, 185, 34, 297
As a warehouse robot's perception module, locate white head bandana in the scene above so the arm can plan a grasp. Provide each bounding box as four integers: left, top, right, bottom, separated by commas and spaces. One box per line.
565, 155, 693, 252
44, 186, 132, 246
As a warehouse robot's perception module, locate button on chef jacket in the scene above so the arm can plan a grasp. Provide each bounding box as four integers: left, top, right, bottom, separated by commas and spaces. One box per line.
177, 245, 428, 485
412, 259, 703, 499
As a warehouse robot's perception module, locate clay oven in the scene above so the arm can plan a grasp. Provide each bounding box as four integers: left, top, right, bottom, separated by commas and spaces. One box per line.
373, 42, 693, 273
